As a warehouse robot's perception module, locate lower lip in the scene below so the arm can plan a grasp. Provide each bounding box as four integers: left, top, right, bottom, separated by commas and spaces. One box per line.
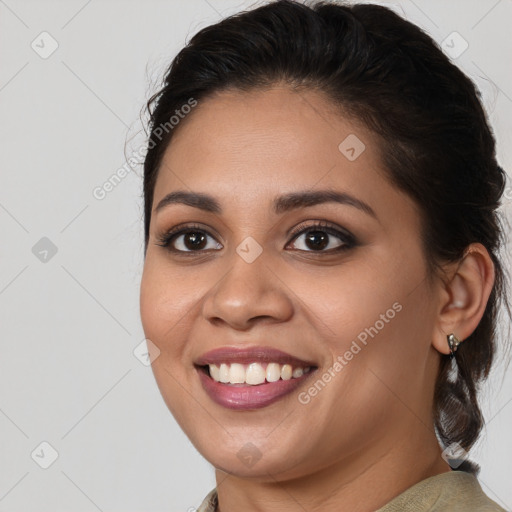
196, 366, 317, 410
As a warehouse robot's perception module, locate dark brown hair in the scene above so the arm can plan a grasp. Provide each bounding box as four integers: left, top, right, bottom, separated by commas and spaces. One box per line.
141, 0, 511, 474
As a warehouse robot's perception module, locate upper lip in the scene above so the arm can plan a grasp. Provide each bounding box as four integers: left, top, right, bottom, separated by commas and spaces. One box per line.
194, 346, 318, 368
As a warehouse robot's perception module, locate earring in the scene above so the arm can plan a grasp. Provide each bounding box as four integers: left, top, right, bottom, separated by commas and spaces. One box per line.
447, 333, 462, 356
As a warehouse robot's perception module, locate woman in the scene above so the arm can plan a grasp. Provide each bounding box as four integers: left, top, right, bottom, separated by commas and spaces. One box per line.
139, 1, 511, 510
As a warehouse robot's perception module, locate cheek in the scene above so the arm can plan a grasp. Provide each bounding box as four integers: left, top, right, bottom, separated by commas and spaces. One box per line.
140, 264, 165, 342
289, 251, 432, 380
139, 262, 198, 420
139, 261, 188, 360
140, 259, 193, 335
286, 261, 401, 351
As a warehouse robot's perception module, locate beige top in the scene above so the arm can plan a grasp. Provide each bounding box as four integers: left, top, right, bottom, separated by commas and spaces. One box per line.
196, 470, 507, 511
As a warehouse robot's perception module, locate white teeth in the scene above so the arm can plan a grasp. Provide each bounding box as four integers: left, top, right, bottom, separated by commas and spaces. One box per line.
266, 362, 281, 382
281, 364, 292, 380
229, 363, 246, 384
207, 362, 312, 385
292, 367, 304, 378
209, 363, 220, 381
219, 363, 230, 383
246, 363, 266, 385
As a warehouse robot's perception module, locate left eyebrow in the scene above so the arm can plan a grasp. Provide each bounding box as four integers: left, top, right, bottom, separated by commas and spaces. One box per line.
273, 189, 377, 219
154, 189, 377, 220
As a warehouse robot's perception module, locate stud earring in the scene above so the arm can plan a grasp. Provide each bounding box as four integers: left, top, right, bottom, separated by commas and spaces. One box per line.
447, 333, 462, 356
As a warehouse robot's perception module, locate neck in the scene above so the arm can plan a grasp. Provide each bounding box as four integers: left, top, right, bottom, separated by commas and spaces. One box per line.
214, 426, 452, 512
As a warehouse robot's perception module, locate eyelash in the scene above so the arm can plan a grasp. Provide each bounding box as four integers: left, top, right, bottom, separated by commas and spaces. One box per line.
155, 220, 357, 255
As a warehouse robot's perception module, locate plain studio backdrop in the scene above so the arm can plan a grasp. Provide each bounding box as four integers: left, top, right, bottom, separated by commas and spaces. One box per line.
0, 0, 511, 510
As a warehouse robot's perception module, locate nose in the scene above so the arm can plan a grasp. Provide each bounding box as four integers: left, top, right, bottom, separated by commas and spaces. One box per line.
201, 250, 294, 331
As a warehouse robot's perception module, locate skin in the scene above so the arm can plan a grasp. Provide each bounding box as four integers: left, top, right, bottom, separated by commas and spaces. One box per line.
139, 86, 495, 512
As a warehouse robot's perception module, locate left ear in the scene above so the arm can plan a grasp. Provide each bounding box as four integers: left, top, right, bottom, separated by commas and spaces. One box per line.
432, 242, 495, 355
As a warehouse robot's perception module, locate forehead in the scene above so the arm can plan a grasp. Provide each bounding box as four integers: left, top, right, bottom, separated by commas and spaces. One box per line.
159, 86, 371, 176
153, 86, 419, 226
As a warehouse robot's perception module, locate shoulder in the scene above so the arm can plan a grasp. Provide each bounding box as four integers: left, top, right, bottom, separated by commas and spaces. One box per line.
197, 487, 218, 512
196, 471, 508, 512
377, 470, 508, 512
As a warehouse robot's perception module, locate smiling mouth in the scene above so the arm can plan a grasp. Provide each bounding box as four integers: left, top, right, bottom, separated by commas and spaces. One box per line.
195, 363, 319, 410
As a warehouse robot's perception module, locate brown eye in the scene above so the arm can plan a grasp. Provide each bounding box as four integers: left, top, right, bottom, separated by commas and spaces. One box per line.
293, 230, 334, 251
179, 231, 207, 250
156, 224, 223, 253
287, 222, 356, 253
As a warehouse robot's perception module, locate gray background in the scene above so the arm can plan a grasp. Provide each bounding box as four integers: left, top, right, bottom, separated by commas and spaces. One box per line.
0, 0, 511, 510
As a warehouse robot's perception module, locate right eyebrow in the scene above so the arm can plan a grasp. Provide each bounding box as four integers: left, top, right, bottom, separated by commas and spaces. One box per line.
155, 191, 221, 214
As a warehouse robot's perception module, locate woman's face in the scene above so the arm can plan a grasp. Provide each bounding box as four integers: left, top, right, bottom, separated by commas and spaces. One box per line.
140, 86, 444, 480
